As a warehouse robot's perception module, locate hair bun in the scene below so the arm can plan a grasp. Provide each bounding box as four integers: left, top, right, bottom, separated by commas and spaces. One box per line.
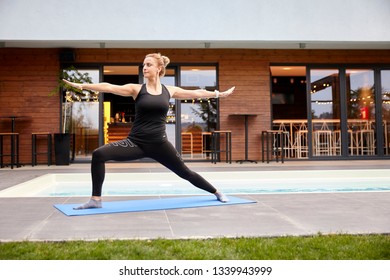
162, 56, 170, 67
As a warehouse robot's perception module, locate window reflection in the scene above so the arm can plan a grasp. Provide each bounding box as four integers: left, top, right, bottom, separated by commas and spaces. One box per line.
180, 66, 217, 159
381, 70, 390, 155
310, 69, 340, 119
346, 69, 375, 120
310, 69, 341, 157
62, 69, 100, 159
346, 69, 376, 156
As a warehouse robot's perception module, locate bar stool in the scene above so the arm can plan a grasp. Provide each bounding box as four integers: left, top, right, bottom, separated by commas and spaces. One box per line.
0, 132, 20, 169
332, 130, 355, 155
211, 130, 232, 164
296, 130, 308, 158
261, 130, 285, 163
201, 132, 212, 159
355, 129, 375, 155
32, 132, 52, 166
314, 130, 332, 156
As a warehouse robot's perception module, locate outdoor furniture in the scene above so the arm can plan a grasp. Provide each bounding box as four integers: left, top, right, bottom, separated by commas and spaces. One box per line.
0, 132, 20, 169
261, 130, 285, 163
230, 113, 258, 163
211, 130, 232, 164
314, 130, 332, 156
201, 132, 212, 159
355, 129, 375, 155
32, 132, 52, 166
296, 130, 308, 158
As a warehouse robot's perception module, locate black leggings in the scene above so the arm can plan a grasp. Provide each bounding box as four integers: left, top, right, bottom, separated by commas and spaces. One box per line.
91, 138, 217, 196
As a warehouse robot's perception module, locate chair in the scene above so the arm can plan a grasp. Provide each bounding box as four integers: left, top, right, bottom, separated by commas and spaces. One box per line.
32, 132, 52, 166
332, 130, 355, 155
355, 129, 375, 155
261, 130, 285, 163
296, 130, 308, 158
0, 132, 20, 169
314, 130, 332, 156
211, 130, 232, 164
201, 132, 212, 159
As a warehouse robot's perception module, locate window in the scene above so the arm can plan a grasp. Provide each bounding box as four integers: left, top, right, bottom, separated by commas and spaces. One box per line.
179, 66, 217, 159
381, 70, 390, 155
271, 65, 389, 159
62, 68, 100, 159
346, 69, 376, 156
310, 69, 341, 157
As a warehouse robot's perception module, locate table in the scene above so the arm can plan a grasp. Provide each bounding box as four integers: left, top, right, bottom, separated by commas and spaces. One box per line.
230, 113, 258, 163
0, 116, 30, 132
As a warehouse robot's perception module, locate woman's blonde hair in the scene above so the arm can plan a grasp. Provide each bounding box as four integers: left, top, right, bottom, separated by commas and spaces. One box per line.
145, 53, 170, 77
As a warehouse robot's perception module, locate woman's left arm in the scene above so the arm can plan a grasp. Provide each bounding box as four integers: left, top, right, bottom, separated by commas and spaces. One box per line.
168, 86, 235, 99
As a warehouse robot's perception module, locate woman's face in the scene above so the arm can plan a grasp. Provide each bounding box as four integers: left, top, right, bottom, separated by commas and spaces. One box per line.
143, 57, 161, 79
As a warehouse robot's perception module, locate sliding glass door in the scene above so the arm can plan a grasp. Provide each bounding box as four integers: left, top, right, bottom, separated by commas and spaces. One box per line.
305, 67, 386, 159
346, 69, 376, 156
381, 70, 390, 155
310, 69, 341, 157
62, 68, 100, 161
179, 66, 217, 160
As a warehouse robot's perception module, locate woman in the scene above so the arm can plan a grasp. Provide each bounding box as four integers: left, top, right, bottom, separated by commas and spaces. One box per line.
63, 53, 235, 209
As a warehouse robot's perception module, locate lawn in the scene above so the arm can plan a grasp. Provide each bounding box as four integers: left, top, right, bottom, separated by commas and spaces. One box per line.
1, 234, 389, 260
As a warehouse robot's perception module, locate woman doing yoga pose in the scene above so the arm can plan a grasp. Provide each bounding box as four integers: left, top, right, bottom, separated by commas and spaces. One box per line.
63, 53, 235, 209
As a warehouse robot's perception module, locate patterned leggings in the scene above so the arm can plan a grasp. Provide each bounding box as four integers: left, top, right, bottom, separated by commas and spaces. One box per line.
90, 138, 217, 196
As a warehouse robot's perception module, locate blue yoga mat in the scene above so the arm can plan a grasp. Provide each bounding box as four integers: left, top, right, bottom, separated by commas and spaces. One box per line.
54, 195, 256, 216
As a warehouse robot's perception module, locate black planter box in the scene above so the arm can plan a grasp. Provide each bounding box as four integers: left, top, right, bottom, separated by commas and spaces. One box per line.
54, 133, 71, 165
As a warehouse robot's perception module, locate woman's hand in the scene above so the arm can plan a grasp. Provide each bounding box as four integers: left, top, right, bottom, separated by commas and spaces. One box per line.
218, 86, 235, 98
62, 79, 83, 90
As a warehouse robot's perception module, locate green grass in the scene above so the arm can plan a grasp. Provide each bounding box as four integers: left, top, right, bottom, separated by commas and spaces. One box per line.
1, 234, 389, 260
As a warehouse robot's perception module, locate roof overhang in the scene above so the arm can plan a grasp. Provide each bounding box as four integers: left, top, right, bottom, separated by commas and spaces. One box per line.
1, 40, 389, 49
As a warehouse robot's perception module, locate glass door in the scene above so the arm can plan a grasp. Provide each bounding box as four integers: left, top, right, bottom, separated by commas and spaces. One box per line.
103, 65, 139, 146
346, 69, 376, 156
179, 66, 217, 160
381, 70, 390, 155
309, 69, 341, 157
62, 68, 100, 161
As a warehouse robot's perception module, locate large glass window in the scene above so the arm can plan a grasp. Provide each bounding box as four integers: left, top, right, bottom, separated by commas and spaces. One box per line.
62, 68, 100, 160
270, 66, 307, 158
310, 69, 341, 157
381, 70, 390, 155
271, 66, 386, 159
179, 66, 217, 159
346, 69, 376, 155
103, 66, 138, 145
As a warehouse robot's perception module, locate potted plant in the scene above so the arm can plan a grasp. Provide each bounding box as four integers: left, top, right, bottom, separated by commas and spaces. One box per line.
51, 66, 93, 165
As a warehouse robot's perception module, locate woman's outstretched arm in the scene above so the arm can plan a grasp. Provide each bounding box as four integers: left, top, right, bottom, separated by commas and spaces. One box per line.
168, 86, 235, 100
62, 79, 140, 97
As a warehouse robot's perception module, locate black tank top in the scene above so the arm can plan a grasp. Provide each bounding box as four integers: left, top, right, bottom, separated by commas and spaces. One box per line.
128, 84, 170, 144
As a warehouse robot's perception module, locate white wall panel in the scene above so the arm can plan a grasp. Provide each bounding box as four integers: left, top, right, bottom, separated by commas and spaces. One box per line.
0, 0, 389, 48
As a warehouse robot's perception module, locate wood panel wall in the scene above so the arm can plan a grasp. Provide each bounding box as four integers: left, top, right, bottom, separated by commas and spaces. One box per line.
0, 49, 60, 165
1, 48, 389, 164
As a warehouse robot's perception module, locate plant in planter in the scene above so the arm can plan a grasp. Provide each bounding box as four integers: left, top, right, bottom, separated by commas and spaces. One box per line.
52, 66, 95, 133
51, 66, 95, 165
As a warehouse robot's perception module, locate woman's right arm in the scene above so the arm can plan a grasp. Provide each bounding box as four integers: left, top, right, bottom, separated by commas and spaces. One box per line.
62, 79, 140, 97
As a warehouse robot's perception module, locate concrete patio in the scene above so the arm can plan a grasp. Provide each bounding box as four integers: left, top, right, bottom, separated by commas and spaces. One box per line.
0, 160, 389, 241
